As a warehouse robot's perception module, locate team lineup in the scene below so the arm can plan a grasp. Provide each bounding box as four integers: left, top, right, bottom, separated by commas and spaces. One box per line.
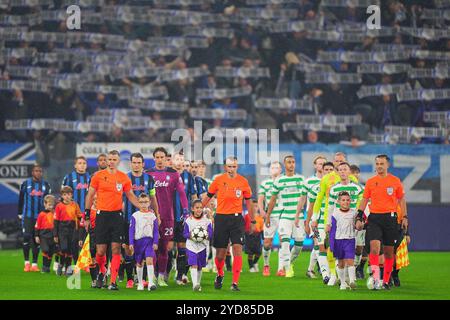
20, 148, 410, 293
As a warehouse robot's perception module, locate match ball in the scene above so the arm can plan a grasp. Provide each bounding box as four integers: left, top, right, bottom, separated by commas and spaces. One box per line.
191, 225, 207, 242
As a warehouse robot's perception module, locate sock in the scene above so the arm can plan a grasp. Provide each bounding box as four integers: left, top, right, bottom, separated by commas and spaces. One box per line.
167, 249, 174, 274
89, 264, 98, 281
143, 263, 148, 281
42, 255, 49, 269
137, 265, 144, 286
23, 241, 30, 262
225, 254, 232, 270
360, 258, 367, 273
157, 240, 168, 278
96, 254, 107, 274
383, 257, 394, 284
198, 269, 203, 285
215, 257, 225, 277
348, 266, 356, 283
290, 242, 303, 264
369, 254, 380, 281
31, 241, 40, 264
125, 255, 134, 281
318, 252, 330, 278
308, 247, 319, 271
281, 239, 290, 270
146, 265, 155, 286
263, 246, 271, 267
248, 255, 254, 269
379, 264, 384, 281
65, 256, 72, 268
344, 265, 349, 283
337, 267, 345, 287
54, 255, 59, 264
253, 253, 261, 266
118, 261, 125, 279
354, 254, 362, 266
327, 249, 336, 276
190, 268, 198, 287
110, 254, 121, 284
232, 255, 242, 284
176, 248, 186, 280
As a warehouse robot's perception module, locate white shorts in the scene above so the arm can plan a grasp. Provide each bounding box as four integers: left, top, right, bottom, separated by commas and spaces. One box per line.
356, 230, 366, 247
263, 216, 280, 239
278, 219, 305, 242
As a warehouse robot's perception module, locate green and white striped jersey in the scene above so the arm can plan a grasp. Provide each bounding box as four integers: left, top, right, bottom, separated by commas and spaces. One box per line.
309, 183, 325, 227
304, 175, 321, 207
258, 178, 283, 217
327, 181, 364, 219
271, 174, 306, 221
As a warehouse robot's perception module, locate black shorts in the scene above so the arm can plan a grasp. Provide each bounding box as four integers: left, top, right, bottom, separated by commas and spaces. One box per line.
173, 221, 186, 243
58, 227, 74, 253
244, 233, 262, 255
213, 214, 245, 248
366, 213, 398, 247
95, 211, 124, 245
40, 236, 56, 254
22, 218, 36, 240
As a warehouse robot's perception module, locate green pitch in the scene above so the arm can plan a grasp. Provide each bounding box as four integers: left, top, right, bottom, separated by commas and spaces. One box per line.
0, 250, 449, 300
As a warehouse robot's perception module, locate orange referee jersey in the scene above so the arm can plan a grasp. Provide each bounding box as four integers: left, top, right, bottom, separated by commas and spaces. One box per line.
363, 173, 405, 213
90, 169, 132, 212
208, 173, 252, 215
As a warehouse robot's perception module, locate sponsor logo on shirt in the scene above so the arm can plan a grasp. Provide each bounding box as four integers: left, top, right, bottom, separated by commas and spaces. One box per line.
155, 180, 169, 188
75, 183, 89, 190
30, 190, 44, 196
132, 185, 146, 191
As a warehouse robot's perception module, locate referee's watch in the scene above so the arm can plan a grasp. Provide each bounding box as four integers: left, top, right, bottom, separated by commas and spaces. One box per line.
251, 220, 256, 224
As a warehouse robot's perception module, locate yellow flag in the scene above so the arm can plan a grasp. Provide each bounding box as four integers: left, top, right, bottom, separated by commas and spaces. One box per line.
396, 237, 410, 270
75, 234, 92, 273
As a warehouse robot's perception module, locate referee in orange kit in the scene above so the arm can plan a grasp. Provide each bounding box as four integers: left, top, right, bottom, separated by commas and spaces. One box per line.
357, 154, 408, 290
202, 156, 255, 292
85, 150, 141, 290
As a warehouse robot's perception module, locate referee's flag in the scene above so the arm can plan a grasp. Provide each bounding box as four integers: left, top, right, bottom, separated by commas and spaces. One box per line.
75, 234, 92, 273
396, 237, 410, 270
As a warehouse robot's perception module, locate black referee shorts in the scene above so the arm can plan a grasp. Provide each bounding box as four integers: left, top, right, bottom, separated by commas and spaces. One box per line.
366, 213, 398, 247
122, 219, 130, 245
95, 211, 124, 245
213, 214, 245, 249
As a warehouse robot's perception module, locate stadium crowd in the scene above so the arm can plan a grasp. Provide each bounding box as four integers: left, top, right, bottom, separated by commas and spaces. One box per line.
0, 0, 449, 145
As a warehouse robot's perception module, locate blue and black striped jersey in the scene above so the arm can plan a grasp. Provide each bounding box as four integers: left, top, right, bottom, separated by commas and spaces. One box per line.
62, 171, 91, 212
194, 176, 208, 199
123, 173, 155, 222
18, 178, 52, 219
174, 170, 197, 222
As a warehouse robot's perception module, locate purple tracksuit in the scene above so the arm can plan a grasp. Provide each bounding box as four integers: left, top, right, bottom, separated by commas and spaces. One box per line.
183, 215, 213, 268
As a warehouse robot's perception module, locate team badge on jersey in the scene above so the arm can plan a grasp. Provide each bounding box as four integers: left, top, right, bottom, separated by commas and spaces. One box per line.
166, 175, 171, 181
235, 189, 242, 198
387, 187, 393, 195
116, 183, 123, 192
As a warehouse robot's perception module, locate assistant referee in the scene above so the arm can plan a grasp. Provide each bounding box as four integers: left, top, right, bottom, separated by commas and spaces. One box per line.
202, 156, 255, 292
357, 154, 408, 290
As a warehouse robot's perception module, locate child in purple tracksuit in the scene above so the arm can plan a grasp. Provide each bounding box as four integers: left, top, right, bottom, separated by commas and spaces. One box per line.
183, 200, 213, 292
129, 193, 159, 291
326, 191, 363, 291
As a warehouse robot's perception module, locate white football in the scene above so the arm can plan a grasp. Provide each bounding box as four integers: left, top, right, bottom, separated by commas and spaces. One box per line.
191, 226, 207, 242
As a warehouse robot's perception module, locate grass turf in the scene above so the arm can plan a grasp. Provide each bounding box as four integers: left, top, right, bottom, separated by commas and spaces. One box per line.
0, 250, 449, 300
